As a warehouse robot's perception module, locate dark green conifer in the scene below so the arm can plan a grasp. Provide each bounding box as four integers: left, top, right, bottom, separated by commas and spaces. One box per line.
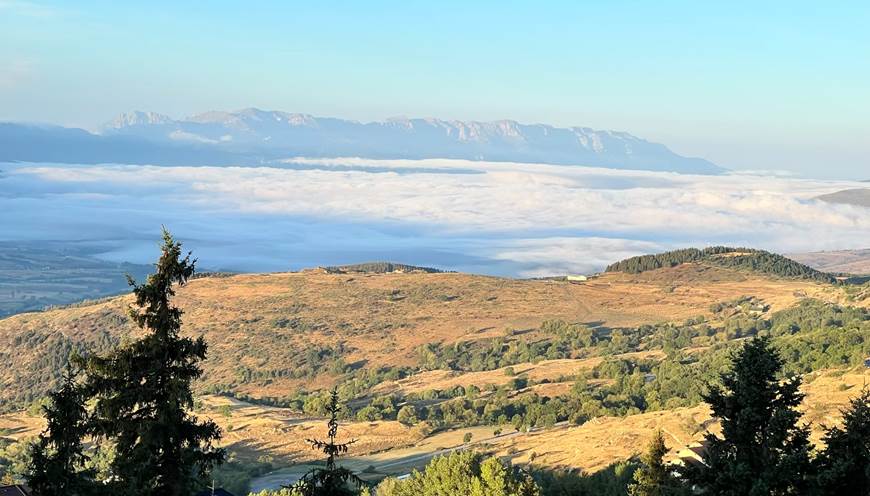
685, 337, 813, 495
82, 229, 224, 496
628, 430, 686, 496
26, 364, 94, 496
813, 388, 870, 495
291, 388, 364, 496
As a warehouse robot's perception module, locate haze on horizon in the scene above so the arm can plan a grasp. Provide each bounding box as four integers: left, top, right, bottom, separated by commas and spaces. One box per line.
2, 1, 869, 180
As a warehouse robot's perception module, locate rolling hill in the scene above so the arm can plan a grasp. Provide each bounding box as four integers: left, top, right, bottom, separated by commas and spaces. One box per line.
790, 248, 870, 275
0, 255, 858, 409
0, 252, 868, 490
604, 246, 840, 283
322, 262, 445, 274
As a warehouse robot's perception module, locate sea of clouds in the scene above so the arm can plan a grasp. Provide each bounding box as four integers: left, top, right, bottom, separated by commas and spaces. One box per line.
2, 159, 868, 277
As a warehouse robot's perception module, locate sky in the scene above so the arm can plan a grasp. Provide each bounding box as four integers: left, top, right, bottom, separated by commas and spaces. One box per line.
1, 0, 869, 179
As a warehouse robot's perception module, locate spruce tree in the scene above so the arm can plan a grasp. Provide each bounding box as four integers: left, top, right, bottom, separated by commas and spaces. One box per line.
82, 229, 224, 496
292, 388, 364, 496
628, 430, 685, 496
685, 337, 813, 495
814, 388, 870, 495
26, 364, 94, 496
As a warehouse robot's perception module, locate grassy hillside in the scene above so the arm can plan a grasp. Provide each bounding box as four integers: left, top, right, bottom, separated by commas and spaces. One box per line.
0, 262, 855, 410
323, 262, 445, 274
1, 258, 869, 490
2, 368, 867, 486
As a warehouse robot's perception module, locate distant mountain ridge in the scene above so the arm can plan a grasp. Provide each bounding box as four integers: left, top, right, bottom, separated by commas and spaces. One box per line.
789, 249, 870, 276
0, 122, 252, 167
95, 108, 723, 174
0, 110, 724, 173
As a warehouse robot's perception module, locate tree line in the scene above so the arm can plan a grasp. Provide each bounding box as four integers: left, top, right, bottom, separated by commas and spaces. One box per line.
253, 337, 870, 496
604, 246, 838, 283
624, 337, 870, 496
323, 263, 444, 274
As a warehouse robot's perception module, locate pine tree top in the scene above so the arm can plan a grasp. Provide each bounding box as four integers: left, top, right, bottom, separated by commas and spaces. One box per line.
292, 388, 364, 496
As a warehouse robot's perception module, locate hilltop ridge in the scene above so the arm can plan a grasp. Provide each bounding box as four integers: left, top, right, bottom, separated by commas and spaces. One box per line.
322, 262, 445, 274
0, 259, 852, 411
605, 246, 840, 283
0, 251, 867, 491
789, 248, 870, 276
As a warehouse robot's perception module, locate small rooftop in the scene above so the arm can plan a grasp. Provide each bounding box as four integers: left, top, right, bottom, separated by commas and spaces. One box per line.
0, 485, 30, 496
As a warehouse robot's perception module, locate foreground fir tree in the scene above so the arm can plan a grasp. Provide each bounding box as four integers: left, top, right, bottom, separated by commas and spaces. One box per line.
82, 229, 224, 496
292, 388, 364, 496
26, 364, 94, 496
813, 388, 870, 495
685, 336, 813, 495
628, 430, 686, 496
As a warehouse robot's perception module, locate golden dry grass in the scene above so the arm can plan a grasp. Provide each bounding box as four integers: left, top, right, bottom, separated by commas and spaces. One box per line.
0, 263, 865, 485
196, 396, 424, 465
5, 368, 866, 478
0, 412, 44, 441
373, 350, 663, 396
0, 263, 848, 405
488, 367, 870, 472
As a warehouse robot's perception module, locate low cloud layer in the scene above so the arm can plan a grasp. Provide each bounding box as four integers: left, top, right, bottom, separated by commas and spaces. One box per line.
3, 159, 868, 277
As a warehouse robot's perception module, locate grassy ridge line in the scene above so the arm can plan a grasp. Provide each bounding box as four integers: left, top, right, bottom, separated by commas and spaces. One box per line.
0, 266, 841, 413
605, 246, 838, 283
323, 262, 446, 274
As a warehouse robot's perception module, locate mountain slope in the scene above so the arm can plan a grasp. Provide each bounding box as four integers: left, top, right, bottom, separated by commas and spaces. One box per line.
96, 108, 723, 174
0, 265, 866, 489
322, 262, 445, 274
0, 122, 253, 166
788, 249, 870, 275
1, 257, 868, 492
0, 263, 846, 410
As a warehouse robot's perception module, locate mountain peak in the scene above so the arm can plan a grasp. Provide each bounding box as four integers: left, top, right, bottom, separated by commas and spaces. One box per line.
93, 109, 725, 174
105, 111, 173, 129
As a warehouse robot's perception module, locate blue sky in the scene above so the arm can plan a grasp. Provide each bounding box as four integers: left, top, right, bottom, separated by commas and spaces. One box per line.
2, 1, 869, 179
